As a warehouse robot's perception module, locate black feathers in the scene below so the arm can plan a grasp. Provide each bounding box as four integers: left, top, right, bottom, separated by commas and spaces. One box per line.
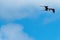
40, 6, 55, 13
45, 6, 48, 11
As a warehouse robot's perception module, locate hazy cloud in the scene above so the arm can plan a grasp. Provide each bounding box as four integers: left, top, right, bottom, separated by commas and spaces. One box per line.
0, 0, 60, 21
0, 23, 34, 40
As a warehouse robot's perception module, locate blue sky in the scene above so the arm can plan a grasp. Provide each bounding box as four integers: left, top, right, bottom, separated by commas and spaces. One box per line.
0, 0, 60, 40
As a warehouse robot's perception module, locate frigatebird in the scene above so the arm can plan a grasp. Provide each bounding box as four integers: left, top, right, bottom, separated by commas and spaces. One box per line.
40, 6, 55, 13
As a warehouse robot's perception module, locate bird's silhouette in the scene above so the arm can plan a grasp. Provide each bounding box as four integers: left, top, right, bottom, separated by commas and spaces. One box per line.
44, 6, 48, 11
40, 6, 55, 13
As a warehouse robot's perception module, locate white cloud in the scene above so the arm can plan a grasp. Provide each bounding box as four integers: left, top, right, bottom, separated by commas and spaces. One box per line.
0, 0, 40, 20
0, 0, 60, 21
1, 0, 60, 8
0, 23, 34, 40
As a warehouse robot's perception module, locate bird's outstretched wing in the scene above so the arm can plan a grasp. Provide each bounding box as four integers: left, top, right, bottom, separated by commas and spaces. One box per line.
52, 9, 55, 13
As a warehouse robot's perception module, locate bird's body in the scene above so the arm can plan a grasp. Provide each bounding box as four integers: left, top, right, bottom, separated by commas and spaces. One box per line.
45, 6, 48, 11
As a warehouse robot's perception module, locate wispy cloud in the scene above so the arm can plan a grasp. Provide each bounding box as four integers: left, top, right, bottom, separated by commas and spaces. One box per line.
0, 0, 60, 21
0, 0, 40, 21
42, 17, 56, 25
42, 12, 60, 25
0, 23, 34, 40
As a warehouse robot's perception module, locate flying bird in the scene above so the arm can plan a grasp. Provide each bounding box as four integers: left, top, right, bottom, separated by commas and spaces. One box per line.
40, 6, 55, 13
